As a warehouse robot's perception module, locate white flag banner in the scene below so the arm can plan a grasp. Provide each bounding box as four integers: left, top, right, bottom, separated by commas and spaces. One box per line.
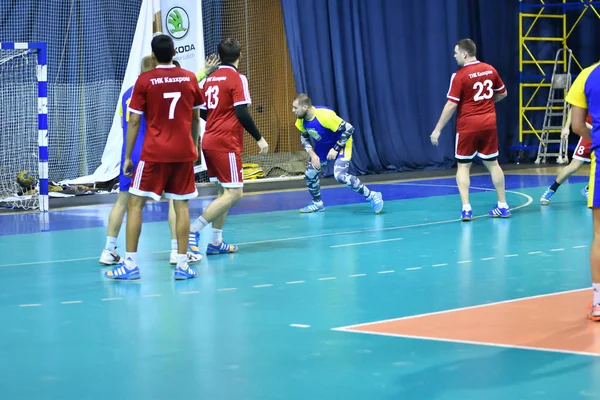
160, 0, 208, 173
61, 0, 206, 185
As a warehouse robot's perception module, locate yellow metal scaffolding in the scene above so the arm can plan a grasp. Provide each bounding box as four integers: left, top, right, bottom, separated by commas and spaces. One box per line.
518, 0, 600, 154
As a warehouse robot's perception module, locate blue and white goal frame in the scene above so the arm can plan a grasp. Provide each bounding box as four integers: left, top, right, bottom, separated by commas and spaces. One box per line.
0, 42, 48, 212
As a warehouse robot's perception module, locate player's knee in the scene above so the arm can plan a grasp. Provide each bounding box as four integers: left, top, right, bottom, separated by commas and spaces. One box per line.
225, 188, 243, 203
334, 171, 348, 184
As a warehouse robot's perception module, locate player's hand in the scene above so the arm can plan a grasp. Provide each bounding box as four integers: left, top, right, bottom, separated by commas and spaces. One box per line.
561, 126, 570, 138
326, 148, 339, 161
257, 137, 269, 154
311, 154, 321, 170
430, 130, 441, 146
123, 158, 134, 177
205, 54, 220, 74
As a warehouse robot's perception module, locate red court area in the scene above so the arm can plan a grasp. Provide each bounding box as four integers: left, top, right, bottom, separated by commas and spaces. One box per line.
341, 289, 600, 356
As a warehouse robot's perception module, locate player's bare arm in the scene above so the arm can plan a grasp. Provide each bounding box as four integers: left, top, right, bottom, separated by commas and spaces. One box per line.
123, 112, 142, 177
191, 108, 200, 147
572, 105, 592, 140
327, 121, 354, 160
430, 100, 458, 146
493, 90, 507, 103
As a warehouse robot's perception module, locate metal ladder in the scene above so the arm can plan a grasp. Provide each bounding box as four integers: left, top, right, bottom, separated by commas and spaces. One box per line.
535, 48, 573, 165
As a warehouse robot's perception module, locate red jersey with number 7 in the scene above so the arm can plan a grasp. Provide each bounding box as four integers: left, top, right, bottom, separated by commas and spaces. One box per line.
199, 65, 252, 154
128, 64, 202, 163
446, 61, 506, 134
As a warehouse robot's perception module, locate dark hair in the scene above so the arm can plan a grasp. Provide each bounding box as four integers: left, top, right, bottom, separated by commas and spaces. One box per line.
218, 38, 241, 64
173, 60, 181, 67
294, 93, 312, 106
456, 38, 477, 57
151, 34, 175, 63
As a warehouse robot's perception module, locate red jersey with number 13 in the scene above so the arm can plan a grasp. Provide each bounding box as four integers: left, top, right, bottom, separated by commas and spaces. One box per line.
447, 61, 506, 134
128, 65, 202, 163
200, 65, 252, 153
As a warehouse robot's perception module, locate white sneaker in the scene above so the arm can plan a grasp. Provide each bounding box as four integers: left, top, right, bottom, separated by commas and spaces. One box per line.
170, 250, 202, 265
99, 248, 123, 265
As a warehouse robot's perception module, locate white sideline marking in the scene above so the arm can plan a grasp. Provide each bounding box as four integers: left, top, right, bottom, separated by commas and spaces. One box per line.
405, 267, 421, 271
505, 254, 519, 258
61, 300, 82, 304
286, 281, 305, 285
481, 257, 495, 261
550, 248, 565, 252
432, 263, 447, 267
179, 291, 200, 295
378, 270, 395, 274
20, 303, 41, 307
0, 186, 533, 269
253, 284, 273, 288
528, 251, 542, 255
218, 288, 237, 292
573, 245, 588, 249
458, 260, 472, 264
290, 324, 311, 328
142, 294, 162, 298
349, 274, 367, 277
101, 297, 122, 301
318, 277, 336, 281
330, 237, 404, 248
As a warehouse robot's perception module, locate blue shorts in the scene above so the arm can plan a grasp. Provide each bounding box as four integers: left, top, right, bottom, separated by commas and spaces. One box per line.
119, 155, 141, 192
590, 151, 599, 208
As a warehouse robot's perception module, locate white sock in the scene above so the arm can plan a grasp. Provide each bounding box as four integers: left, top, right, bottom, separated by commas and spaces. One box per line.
462, 204, 472, 212
124, 252, 137, 269
176, 254, 188, 268
212, 229, 223, 244
594, 283, 600, 305
498, 202, 509, 209
190, 216, 208, 233
171, 239, 178, 252
364, 187, 371, 198
105, 236, 117, 251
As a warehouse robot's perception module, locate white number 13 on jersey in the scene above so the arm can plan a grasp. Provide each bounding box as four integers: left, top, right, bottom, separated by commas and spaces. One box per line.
473, 79, 494, 101
164, 92, 181, 120
206, 86, 219, 109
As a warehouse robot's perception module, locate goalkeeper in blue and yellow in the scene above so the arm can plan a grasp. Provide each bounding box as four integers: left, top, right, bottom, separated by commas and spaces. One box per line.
292, 93, 383, 213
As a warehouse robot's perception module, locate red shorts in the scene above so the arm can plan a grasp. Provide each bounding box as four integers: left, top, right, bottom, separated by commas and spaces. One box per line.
455, 129, 499, 161
129, 161, 198, 201
573, 136, 592, 162
203, 150, 243, 188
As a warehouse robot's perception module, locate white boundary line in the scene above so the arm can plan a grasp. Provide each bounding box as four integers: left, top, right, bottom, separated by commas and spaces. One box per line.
331, 287, 598, 357
0, 184, 533, 268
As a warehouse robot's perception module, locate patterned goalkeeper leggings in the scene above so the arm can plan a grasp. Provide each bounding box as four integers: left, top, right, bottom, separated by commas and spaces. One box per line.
304, 158, 370, 203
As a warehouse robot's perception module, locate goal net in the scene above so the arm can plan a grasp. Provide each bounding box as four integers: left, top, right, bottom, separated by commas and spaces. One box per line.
200, 0, 306, 182
0, 48, 42, 211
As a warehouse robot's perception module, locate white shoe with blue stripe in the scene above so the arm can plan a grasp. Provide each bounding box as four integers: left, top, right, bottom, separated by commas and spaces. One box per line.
368, 191, 384, 214
300, 201, 325, 213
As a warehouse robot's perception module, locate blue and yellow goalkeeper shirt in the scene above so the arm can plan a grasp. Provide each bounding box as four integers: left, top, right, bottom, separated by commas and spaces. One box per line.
295, 106, 353, 161
566, 62, 600, 150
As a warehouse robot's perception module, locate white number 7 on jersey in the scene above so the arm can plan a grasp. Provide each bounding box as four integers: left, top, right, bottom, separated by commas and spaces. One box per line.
164, 92, 181, 119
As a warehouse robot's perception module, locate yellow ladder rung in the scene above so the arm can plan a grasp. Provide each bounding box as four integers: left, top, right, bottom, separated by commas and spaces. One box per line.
521, 83, 552, 87
521, 60, 564, 64
522, 106, 564, 111
523, 37, 564, 41
522, 130, 562, 133
520, 13, 565, 19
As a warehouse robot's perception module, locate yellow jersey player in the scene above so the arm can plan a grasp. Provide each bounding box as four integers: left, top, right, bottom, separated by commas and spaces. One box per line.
292, 93, 383, 213
565, 60, 600, 321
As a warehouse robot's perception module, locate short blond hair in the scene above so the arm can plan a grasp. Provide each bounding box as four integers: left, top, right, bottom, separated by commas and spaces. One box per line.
140, 55, 156, 73
294, 93, 312, 106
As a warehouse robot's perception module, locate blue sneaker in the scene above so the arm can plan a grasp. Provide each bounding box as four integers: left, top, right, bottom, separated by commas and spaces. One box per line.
207, 240, 238, 255
300, 201, 325, 213
104, 263, 140, 280
582, 186, 589, 200
488, 204, 511, 218
368, 191, 384, 214
461, 209, 473, 221
188, 231, 201, 256
540, 188, 555, 205
174, 264, 198, 280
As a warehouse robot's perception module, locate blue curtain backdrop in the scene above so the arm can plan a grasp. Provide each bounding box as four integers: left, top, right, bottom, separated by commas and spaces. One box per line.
281, 0, 600, 175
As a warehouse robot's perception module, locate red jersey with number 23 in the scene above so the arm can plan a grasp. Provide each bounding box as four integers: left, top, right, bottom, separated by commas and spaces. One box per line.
447, 61, 506, 134
199, 65, 252, 154
128, 65, 202, 163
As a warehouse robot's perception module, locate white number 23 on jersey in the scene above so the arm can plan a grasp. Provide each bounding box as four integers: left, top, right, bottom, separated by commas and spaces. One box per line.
473, 79, 494, 101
